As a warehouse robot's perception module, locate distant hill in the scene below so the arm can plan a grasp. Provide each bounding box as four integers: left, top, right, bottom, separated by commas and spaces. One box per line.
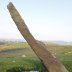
0, 39, 25, 43
50, 41, 72, 45
0, 39, 72, 45
44, 41, 72, 45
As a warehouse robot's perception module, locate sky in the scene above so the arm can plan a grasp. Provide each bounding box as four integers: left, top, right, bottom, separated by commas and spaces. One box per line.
0, 0, 72, 41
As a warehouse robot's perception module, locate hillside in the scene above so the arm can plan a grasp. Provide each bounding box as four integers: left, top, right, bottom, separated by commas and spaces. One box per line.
0, 42, 72, 61
0, 41, 72, 72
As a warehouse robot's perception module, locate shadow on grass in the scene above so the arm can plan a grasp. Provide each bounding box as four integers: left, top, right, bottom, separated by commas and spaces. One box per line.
6, 67, 45, 72
6, 61, 48, 72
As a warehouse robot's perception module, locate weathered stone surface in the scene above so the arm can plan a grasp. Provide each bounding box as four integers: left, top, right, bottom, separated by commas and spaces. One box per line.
7, 2, 68, 72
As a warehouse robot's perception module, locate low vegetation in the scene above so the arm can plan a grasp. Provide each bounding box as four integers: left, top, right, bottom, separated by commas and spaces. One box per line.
0, 42, 72, 72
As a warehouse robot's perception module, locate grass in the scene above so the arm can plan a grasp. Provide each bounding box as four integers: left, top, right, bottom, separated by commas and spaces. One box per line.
0, 57, 48, 72
0, 42, 29, 51
63, 61, 72, 72
0, 42, 72, 72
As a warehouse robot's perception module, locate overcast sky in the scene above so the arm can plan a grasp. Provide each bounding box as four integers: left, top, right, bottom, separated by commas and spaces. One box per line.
0, 0, 72, 41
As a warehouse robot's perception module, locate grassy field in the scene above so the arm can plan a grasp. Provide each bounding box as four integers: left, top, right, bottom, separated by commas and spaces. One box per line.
0, 42, 72, 72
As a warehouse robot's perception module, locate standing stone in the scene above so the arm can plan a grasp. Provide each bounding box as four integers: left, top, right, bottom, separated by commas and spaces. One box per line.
7, 2, 68, 72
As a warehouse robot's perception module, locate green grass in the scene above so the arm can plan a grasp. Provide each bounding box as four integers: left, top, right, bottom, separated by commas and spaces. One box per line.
62, 61, 72, 72
0, 57, 48, 72
0, 42, 29, 51
0, 42, 72, 72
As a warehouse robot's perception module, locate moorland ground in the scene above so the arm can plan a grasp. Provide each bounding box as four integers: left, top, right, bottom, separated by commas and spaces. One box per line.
0, 42, 72, 72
